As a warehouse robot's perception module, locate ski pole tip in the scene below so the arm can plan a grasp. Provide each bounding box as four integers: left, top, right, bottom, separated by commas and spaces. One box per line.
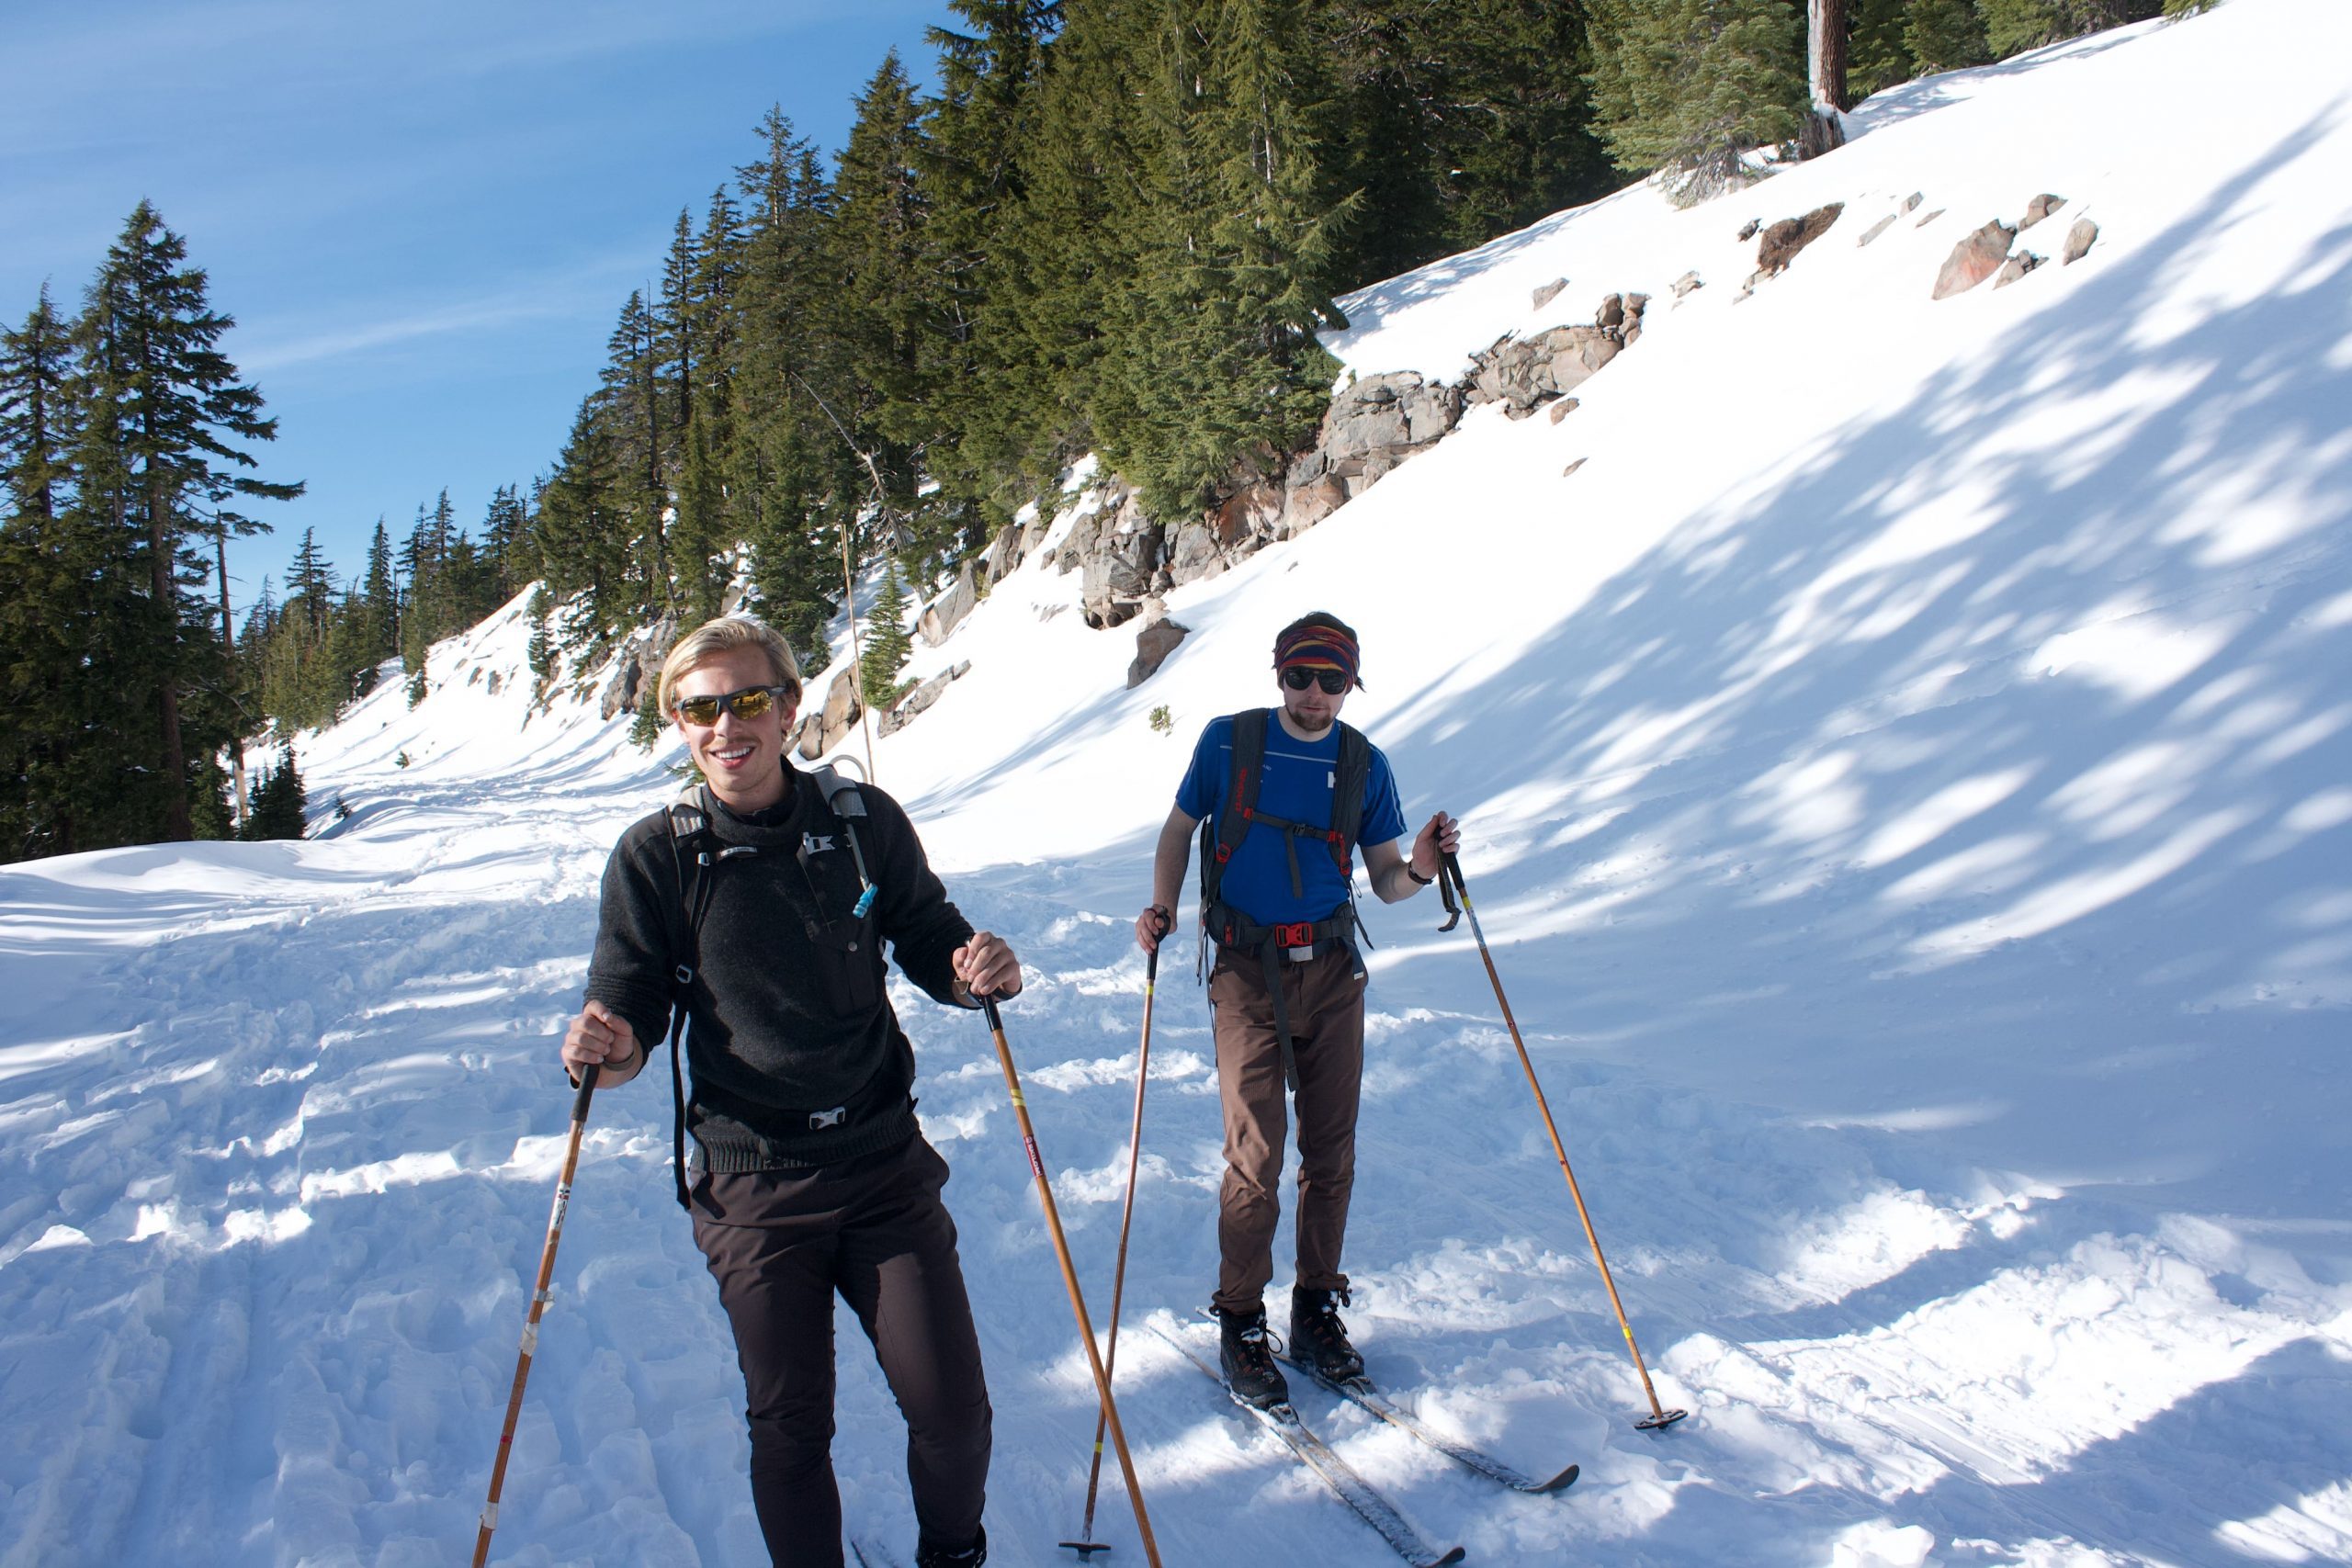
1634, 1406, 1690, 1431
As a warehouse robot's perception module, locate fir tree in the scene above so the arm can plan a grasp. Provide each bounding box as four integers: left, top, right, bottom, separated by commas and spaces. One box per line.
1977, 0, 2160, 59
0, 286, 103, 861
243, 747, 308, 840
1905, 0, 1991, 71
859, 561, 914, 710
62, 202, 300, 845
1587, 0, 1808, 202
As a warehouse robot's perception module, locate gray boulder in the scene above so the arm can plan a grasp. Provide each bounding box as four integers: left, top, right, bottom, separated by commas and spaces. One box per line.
1993, 250, 2044, 289
917, 562, 978, 647
2019, 193, 2066, 231
1127, 615, 1191, 688
1531, 276, 1568, 310
2063, 218, 2099, 265
598, 614, 677, 720
1859, 214, 1896, 247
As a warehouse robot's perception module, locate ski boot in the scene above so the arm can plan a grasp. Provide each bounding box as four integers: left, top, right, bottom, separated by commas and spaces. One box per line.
1214, 1303, 1290, 1408
914, 1525, 986, 1568
1290, 1285, 1365, 1384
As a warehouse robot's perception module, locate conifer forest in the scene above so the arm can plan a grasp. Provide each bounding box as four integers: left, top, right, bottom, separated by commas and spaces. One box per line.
0, 0, 2172, 862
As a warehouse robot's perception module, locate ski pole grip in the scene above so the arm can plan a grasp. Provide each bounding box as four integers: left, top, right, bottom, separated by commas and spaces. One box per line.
979, 993, 1005, 1031
571, 1062, 600, 1123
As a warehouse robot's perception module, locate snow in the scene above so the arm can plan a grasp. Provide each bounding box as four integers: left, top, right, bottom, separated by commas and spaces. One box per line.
6, 2, 2351, 1563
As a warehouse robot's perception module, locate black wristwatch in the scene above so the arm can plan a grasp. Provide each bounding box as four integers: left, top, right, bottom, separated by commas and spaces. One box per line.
1406, 863, 1434, 886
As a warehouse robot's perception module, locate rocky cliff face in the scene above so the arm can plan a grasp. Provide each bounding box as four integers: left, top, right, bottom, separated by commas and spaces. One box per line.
1051, 290, 1647, 631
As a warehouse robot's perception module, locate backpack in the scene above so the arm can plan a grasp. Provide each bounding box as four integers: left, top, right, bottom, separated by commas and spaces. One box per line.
1195, 707, 1373, 1090
656, 765, 873, 1207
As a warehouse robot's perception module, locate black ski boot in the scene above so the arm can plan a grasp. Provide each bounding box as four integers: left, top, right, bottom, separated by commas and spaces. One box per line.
1214, 1303, 1290, 1408
914, 1525, 986, 1568
1290, 1285, 1366, 1384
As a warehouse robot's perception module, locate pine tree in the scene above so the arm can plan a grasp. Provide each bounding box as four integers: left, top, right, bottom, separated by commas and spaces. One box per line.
1587, 0, 1808, 202
243, 746, 308, 840
0, 286, 103, 861
62, 202, 300, 845
859, 560, 914, 709
919, 1, 1062, 517
1848, 0, 1917, 97
1905, 0, 1990, 71
1089, 0, 1350, 518
1976, 0, 2159, 59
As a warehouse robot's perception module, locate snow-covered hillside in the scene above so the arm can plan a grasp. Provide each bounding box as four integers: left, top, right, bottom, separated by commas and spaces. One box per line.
5, 3, 2349, 1564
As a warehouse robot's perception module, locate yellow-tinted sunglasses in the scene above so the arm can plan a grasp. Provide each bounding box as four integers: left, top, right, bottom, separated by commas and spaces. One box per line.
673, 684, 794, 727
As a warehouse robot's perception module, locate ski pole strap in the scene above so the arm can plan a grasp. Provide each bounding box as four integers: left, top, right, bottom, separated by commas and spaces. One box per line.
1438, 864, 1463, 932
667, 1000, 691, 1210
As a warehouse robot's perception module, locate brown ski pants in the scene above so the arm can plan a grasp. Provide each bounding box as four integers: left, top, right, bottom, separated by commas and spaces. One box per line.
1207, 945, 1366, 1314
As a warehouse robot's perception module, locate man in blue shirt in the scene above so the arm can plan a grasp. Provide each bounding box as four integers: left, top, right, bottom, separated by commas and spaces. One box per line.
1136, 612, 1457, 1405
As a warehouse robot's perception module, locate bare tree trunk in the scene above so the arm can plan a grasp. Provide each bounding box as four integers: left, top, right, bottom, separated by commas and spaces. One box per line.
1803, 0, 1851, 159
216, 525, 248, 834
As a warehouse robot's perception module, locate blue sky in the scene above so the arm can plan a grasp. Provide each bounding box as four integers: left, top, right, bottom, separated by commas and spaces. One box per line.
3, 0, 953, 614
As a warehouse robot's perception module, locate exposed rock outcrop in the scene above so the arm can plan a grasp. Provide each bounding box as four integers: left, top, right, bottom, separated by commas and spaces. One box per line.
1859, 214, 1896, 247
599, 615, 677, 720
1127, 611, 1190, 688
1531, 276, 1568, 310
1046, 288, 1647, 632
797, 666, 864, 760
2019, 193, 2066, 231
1758, 204, 1845, 276
2064, 218, 2099, 265
876, 661, 971, 738
1933, 220, 2017, 299
1465, 294, 1647, 418
918, 562, 978, 647
1993, 250, 2045, 289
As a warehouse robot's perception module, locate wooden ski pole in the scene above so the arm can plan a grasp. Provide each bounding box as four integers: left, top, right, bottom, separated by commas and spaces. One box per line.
1061, 926, 1166, 1559
980, 995, 1164, 1566
1440, 853, 1688, 1431
474, 1066, 601, 1566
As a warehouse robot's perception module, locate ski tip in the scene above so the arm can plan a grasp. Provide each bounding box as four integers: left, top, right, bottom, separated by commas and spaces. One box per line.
1431, 1548, 1468, 1565
1532, 1462, 1580, 1494
1634, 1406, 1690, 1432
1057, 1542, 1113, 1559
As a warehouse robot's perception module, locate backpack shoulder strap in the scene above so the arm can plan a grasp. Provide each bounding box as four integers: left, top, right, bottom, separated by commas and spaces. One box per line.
798, 764, 877, 917
1202, 708, 1269, 910
1329, 721, 1372, 876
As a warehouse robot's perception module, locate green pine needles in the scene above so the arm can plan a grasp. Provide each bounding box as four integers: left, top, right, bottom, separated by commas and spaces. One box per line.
859, 562, 915, 713
1587, 0, 1808, 205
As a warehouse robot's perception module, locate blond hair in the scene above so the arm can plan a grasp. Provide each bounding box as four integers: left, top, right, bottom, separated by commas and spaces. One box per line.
657, 615, 803, 715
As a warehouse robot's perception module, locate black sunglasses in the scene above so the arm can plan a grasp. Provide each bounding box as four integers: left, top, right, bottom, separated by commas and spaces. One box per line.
674, 684, 795, 726
1281, 667, 1350, 694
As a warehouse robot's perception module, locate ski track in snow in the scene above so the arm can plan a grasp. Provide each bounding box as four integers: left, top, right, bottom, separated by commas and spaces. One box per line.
7, 5, 2352, 1564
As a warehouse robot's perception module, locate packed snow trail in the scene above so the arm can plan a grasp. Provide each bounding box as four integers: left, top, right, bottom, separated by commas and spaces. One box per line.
7, 5, 2352, 1564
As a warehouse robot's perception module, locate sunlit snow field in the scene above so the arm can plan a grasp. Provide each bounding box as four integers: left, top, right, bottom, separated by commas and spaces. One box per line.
4, 4, 2348, 1564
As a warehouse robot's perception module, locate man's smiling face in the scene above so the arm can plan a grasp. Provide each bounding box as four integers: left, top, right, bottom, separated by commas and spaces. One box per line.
671, 647, 798, 811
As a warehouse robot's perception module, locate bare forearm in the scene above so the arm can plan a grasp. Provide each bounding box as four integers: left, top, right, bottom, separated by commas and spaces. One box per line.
1151, 810, 1195, 916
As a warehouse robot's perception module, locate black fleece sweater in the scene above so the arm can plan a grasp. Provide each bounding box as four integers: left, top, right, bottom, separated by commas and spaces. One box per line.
585, 767, 977, 1169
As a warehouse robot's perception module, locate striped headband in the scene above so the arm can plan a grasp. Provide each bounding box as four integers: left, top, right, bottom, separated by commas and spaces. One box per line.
1273, 623, 1363, 689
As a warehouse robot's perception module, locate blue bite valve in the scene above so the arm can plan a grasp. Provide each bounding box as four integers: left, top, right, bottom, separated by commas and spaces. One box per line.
853, 886, 876, 918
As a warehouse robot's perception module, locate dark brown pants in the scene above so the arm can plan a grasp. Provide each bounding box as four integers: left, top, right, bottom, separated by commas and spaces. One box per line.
1208, 945, 1367, 1314
692, 1134, 990, 1568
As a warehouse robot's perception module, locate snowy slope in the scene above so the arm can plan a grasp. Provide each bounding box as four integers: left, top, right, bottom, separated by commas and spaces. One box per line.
6, 3, 2351, 1564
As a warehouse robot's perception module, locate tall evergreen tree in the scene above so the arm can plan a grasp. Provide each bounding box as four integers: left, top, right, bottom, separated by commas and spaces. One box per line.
0, 286, 103, 860
1586, 0, 1808, 202
61, 203, 300, 845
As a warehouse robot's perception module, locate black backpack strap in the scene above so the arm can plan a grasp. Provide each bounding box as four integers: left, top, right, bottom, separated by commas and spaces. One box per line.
803, 765, 876, 917
662, 786, 756, 1211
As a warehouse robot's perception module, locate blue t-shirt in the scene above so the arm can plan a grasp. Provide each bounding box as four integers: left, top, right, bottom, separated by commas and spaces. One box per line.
1177, 710, 1408, 926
